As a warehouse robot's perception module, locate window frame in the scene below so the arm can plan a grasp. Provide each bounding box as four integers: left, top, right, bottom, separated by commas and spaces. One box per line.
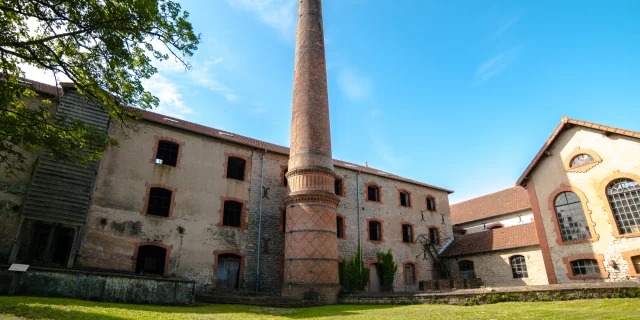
563, 148, 602, 173
398, 189, 412, 208
213, 250, 245, 289
334, 177, 345, 197
425, 195, 437, 212
132, 242, 172, 276
223, 153, 249, 181
280, 165, 288, 188
547, 186, 598, 245
604, 177, 640, 237
621, 249, 640, 278
217, 197, 248, 230
365, 182, 383, 204
402, 261, 417, 285
336, 213, 347, 240
141, 183, 177, 220
562, 254, 608, 280
509, 255, 529, 279
598, 172, 640, 239
279, 207, 286, 234
428, 226, 440, 245
458, 260, 476, 279
367, 218, 384, 242
401, 222, 414, 244
150, 136, 184, 169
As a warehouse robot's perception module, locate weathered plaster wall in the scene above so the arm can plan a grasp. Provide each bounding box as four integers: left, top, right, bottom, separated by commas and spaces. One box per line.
445, 247, 548, 287
530, 126, 640, 283
458, 209, 534, 234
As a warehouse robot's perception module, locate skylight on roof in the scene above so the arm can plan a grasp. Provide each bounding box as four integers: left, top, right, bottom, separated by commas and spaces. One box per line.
219, 132, 235, 137
343, 163, 357, 167
163, 118, 179, 123
377, 171, 388, 175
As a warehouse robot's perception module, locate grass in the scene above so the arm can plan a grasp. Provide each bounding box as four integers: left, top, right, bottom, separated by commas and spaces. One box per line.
0, 296, 638, 320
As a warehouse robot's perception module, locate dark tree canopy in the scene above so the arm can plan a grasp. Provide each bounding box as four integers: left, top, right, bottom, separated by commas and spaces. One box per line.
0, 0, 199, 175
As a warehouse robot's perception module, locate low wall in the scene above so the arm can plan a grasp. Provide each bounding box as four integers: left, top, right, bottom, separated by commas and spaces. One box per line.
0, 266, 195, 305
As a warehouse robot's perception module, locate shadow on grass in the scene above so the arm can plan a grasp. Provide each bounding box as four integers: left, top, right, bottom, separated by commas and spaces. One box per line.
0, 296, 401, 319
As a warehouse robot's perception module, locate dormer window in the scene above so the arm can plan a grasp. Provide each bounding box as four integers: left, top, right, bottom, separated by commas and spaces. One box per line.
570, 154, 595, 167
155, 141, 179, 167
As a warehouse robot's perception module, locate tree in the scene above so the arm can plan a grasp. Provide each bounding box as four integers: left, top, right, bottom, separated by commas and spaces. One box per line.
376, 249, 398, 292
341, 246, 368, 293
0, 0, 199, 176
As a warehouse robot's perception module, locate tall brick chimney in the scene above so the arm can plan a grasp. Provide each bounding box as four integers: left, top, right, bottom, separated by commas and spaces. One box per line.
283, 0, 340, 302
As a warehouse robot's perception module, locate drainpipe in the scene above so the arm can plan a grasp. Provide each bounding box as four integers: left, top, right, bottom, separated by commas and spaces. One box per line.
255, 150, 266, 292
356, 171, 362, 276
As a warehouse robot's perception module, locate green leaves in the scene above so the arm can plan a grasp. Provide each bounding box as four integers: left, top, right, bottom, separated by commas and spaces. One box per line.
376, 249, 398, 292
0, 0, 199, 175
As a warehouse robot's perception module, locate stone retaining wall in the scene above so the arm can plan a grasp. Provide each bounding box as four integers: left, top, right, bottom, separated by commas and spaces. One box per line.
0, 266, 195, 305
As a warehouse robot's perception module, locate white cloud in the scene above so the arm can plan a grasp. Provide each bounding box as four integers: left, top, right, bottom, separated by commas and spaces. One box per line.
474, 44, 522, 85
142, 74, 194, 119
226, 0, 297, 38
338, 68, 373, 102
490, 16, 519, 40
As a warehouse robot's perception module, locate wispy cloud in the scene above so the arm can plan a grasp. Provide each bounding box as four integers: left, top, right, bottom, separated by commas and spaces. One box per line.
142, 74, 194, 119
474, 44, 522, 85
338, 68, 373, 102
226, 0, 296, 38
490, 16, 519, 40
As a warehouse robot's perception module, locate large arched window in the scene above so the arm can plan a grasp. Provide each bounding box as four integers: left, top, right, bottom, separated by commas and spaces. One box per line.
509, 255, 528, 278
554, 191, 592, 242
606, 178, 640, 235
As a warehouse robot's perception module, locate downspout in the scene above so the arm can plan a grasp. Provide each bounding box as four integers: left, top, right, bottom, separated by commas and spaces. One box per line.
356, 171, 362, 276
255, 150, 266, 292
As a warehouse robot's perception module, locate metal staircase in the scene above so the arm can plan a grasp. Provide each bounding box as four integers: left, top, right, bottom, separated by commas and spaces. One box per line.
416, 229, 454, 280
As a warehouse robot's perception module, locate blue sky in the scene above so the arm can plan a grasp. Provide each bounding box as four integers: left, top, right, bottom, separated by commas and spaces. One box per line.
27, 0, 640, 203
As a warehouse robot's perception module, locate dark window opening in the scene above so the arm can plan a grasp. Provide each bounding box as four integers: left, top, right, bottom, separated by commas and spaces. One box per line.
510, 255, 528, 278
402, 224, 413, 243
135, 245, 167, 275
606, 178, 640, 235
227, 157, 246, 181
554, 191, 592, 241
283, 167, 288, 187
405, 263, 416, 284
27, 223, 75, 267
570, 154, 595, 167
155, 140, 179, 167
368, 185, 380, 202
147, 188, 172, 217
337, 216, 344, 239
217, 254, 242, 289
488, 225, 503, 230
426, 197, 436, 211
429, 228, 439, 245
458, 260, 475, 279
632, 256, 640, 274
400, 192, 410, 207
223, 201, 243, 228
338, 262, 345, 285
335, 178, 343, 196
570, 259, 600, 276
281, 209, 287, 233
369, 221, 382, 241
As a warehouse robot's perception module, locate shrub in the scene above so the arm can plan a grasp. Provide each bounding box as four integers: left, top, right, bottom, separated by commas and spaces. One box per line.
376, 249, 398, 292
341, 247, 368, 293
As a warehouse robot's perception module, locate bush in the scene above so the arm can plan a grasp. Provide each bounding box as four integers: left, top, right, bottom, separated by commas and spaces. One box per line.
341, 247, 368, 293
376, 249, 398, 292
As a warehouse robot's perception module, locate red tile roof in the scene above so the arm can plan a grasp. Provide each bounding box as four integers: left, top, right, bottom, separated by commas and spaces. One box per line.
442, 223, 538, 257
139, 109, 454, 194
451, 187, 530, 224
21, 79, 62, 96
517, 116, 640, 186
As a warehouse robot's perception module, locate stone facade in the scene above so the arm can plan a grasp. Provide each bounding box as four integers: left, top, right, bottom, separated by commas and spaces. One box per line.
520, 119, 640, 284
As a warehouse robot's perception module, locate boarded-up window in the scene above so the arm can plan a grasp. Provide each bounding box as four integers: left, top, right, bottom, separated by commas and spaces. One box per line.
227, 157, 246, 180
405, 263, 416, 284
217, 254, 241, 289
155, 141, 179, 167
368, 185, 380, 202
136, 245, 166, 275
147, 188, 172, 217
402, 224, 413, 243
223, 201, 243, 227
369, 220, 382, 241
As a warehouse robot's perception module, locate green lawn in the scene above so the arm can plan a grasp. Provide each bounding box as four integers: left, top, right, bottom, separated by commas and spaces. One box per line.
0, 296, 638, 320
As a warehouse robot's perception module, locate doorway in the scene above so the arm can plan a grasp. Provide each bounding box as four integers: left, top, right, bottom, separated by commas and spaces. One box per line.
217, 254, 242, 289
369, 264, 381, 293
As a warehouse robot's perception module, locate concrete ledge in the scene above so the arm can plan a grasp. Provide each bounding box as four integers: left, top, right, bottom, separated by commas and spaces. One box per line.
339, 282, 640, 306
0, 266, 196, 305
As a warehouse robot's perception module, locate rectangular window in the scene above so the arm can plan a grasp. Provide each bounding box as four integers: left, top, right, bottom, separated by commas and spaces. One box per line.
155, 141, 179, 167
402, 224, 413, 243
429, 228, 439, 245
223, 201, 243, 227
400, 192, 410, 207
337, 216, 344, 239
405, 264, 416, 284
369, 221, 381, 241
147, 188, 172, 217
227, 157, 246, 181
633, 256, 640, 273
570, 259, 600, 276
335, 178, 342, 196
426, 197, 436, 211
368, 186, 380, 202
283, 167, 288, 187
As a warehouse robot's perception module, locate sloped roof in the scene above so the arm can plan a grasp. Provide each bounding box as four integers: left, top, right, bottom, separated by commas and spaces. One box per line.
139, 109, 454, 193
451, 187, 530, 224
441, 223, 538, 257
21, 79, 62, 96
517, 116, 640, 186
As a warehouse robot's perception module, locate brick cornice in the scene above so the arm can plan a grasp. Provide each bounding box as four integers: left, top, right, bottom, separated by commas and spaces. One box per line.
621, 248, 640, 278
597, 171, 640, 239
283, 192, 340, 207
563, 148, 602, 173
562, 253, 608, 280
547, 185, 599, 245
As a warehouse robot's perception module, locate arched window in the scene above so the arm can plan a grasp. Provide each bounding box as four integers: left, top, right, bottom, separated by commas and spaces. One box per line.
458, 260, 475, 279
554, 191, 592, 242
147, 187, 173, 217
135, 245, 167, 275
155, 140, 180, 167
606, 178, 640, 235
368, 220, 382, 241
217, 253, 242, 289
223, 200, 243, 228
570, 154, 595, 167
426, 196, 436, 211
509, 255, 528, 278
368, 185, 381, 202
402, 224, 413, 243
399, 191, 410, 207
